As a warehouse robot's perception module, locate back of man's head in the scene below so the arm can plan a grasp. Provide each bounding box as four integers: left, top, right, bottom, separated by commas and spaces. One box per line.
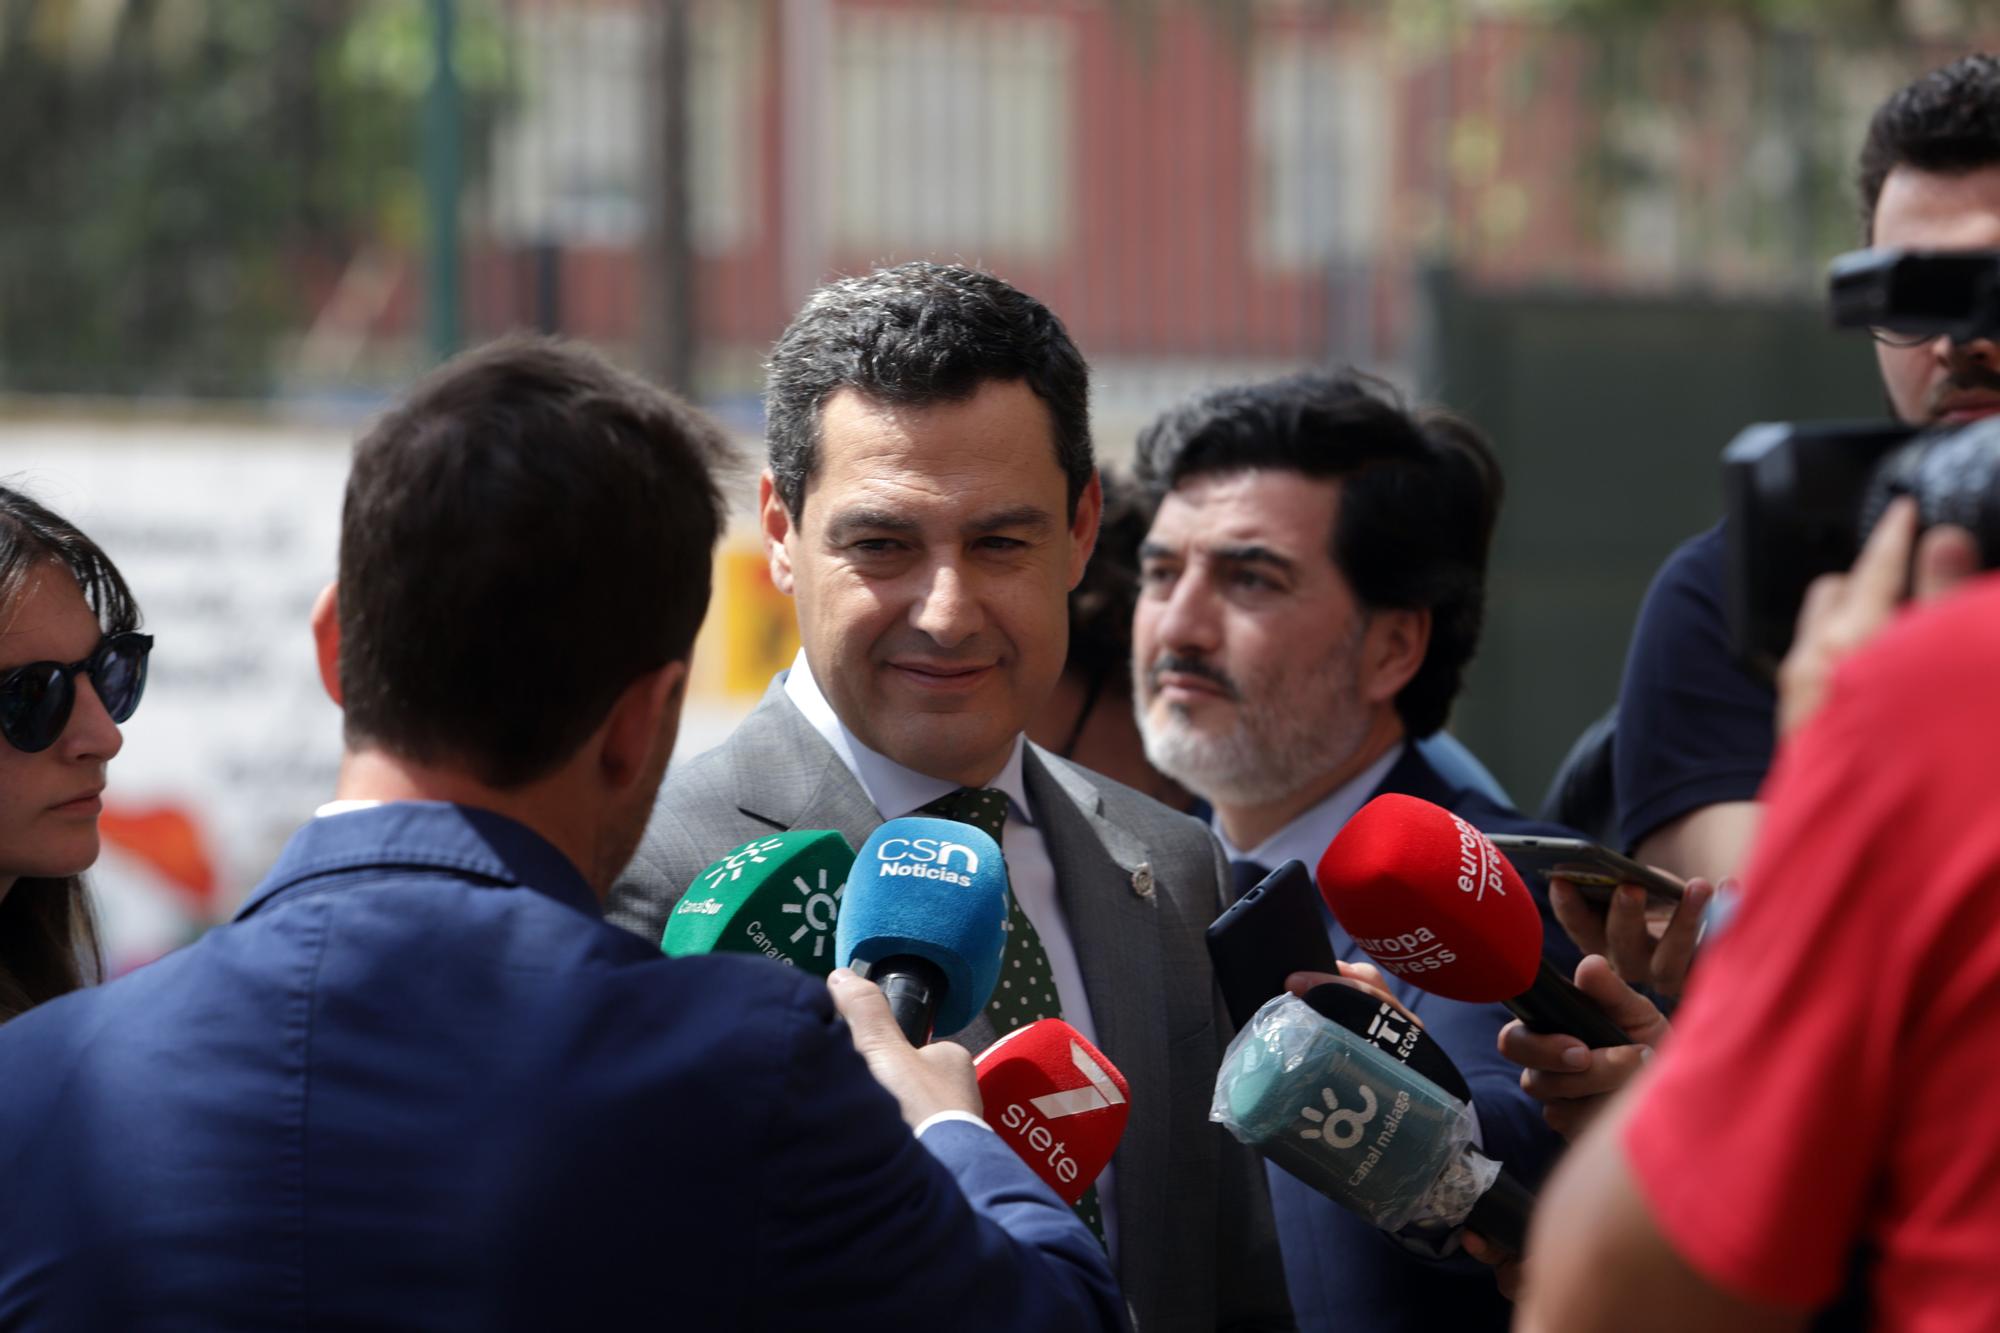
763, 260, 1093, 520
1859, 52, 2000, 238
337, 336, 732, 788
1133, 370, 1501, 737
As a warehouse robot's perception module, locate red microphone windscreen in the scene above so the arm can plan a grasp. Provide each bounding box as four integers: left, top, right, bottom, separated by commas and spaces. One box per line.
974, 1018, 1129, 1205
1315, 793, 1542, 1003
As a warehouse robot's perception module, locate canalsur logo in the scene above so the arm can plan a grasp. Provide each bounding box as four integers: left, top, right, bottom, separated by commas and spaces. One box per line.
778, 867, 844, 960
703, 836, 786, 890
1297, 1085, 1378, 1152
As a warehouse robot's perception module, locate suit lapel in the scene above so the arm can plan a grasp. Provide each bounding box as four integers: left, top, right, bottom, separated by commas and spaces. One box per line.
727, 678, 882, 848
1026, 747, 1169, 1289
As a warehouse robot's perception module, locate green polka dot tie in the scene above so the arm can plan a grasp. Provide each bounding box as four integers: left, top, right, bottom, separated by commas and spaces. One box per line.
919, 787, 1105, 1242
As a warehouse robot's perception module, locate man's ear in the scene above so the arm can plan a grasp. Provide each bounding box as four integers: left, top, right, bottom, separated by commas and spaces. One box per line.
1066, 469, 1104, 590
599, 658, 689, 791
310, 582, 343, 708
759, 470, 797, 596
1361, 606, 1430, 707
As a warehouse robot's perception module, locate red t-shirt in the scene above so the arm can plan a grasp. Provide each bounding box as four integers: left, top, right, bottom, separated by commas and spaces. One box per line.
1626, 574, 2000, 1330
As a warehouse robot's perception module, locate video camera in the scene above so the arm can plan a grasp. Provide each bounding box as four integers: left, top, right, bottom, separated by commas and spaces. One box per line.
1725, 248, 2000, 673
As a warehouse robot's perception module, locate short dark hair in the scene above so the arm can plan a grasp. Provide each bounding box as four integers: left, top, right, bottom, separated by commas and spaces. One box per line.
1134, 371, 1502, 738
1858, 53, 2000, 239
0, 483, 130, 1019
338, 336, 735, 789
764, 262, 1092, 519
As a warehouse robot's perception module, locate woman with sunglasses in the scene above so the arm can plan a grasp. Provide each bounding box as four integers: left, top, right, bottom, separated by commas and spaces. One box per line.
0, 484, 152, 1023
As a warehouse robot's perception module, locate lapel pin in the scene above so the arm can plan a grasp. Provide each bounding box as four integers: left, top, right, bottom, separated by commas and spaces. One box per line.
1130, 862, 1155, 900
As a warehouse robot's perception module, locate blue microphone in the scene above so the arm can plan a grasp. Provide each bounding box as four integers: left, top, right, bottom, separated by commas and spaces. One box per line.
835, 816, 1009, 1045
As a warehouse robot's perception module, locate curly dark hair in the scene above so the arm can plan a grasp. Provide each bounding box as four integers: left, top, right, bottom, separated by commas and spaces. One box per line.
763, 262, 1093, 520
1858, 53, 2000, 239
0, 483, 135, 1021
1134, 371, 1502, 739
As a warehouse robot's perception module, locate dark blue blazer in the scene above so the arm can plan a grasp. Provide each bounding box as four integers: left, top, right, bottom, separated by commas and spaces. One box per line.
0, 802, 1121, 1332
1264, 745, 1585, 1333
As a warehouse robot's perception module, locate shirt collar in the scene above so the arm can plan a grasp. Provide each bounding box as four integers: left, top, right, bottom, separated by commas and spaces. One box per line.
236, 801, 600, 922
1212, 743, 1405, 869
783, 649, 1036, 827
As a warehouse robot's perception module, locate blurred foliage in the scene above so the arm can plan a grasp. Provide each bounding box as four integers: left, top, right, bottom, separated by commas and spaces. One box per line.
0, 0, 507, 398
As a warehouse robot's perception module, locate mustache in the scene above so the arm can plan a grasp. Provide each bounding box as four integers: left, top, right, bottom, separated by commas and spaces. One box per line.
1145, 653, 1241, 702
1928, 362, 2000, 414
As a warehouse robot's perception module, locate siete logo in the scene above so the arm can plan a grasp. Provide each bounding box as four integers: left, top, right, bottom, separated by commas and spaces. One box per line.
1297, 1084, 1378, 1152
874, 837, 980, 888
998, 1042, 1127, 1187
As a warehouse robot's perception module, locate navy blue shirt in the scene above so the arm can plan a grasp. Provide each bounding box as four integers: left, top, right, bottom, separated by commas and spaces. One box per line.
0, 802, 1119, 1332
1614, 523, 1776, 851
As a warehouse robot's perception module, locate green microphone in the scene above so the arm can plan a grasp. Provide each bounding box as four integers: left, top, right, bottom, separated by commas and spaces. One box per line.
662, 830, 854, 976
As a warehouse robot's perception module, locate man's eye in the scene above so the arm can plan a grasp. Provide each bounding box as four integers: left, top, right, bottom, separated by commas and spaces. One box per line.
851, 539, 905, 554
977, 536, 1027, 552
1229, 570, 1276, 592
1140, 564, 1177, 587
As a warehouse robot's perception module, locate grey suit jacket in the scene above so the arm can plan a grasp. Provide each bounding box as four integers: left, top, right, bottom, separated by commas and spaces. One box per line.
608, 679, 1294, 1333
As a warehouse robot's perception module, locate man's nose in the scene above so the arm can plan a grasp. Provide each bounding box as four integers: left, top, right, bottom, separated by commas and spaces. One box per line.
909, 559, 984, 648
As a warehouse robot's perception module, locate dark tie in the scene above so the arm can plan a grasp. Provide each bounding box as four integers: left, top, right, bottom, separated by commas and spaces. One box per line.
1230, 859, 1272, 901
918, 786, 1104, 1241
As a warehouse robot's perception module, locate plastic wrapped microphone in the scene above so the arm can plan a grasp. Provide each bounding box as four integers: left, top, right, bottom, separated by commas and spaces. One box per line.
1211, 992, 1533, 1250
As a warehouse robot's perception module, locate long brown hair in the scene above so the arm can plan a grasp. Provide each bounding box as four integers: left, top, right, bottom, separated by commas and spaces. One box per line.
0, 483, 139, 1022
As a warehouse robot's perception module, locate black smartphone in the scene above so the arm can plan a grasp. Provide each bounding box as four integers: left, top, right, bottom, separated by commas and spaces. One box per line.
1484, 835, 1686, 906
1205, 860, 1339, 1031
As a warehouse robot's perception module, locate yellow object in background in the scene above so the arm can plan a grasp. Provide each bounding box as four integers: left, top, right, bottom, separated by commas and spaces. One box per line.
718, 544, 799, 697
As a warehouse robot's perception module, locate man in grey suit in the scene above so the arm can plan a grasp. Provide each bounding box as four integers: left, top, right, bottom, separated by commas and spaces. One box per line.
610, 262, 1292, 1332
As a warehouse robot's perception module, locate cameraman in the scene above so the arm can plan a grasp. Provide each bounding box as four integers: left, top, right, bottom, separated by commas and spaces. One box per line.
1591, 53, 2000, 994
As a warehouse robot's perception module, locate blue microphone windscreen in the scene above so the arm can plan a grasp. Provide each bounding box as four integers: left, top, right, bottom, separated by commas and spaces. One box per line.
836, 816, 1009, 1035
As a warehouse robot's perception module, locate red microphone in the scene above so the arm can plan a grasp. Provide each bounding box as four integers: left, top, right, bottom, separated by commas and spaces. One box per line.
1316, 794, 1630, 1048
974, 1019, 1130, 1205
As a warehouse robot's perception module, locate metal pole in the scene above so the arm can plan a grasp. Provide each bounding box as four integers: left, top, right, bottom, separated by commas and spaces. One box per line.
424, 0, 464, 361
641, 0, 695, 394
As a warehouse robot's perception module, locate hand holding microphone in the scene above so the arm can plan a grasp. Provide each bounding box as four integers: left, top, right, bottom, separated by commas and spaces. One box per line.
828, 968, 981, 1129
1497, 956, 1672, 1141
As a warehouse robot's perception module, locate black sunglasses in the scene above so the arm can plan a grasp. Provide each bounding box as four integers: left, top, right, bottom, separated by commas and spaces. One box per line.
0, 631, 154, 754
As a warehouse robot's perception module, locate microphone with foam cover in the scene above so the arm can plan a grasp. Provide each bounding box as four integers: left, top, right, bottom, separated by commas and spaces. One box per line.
974, 1019, 1129, 1205
1316, 794, 1631, 1048
1212, 993, 1534, 1251
661, 830, 853, 975
835, 817, 1009, 1045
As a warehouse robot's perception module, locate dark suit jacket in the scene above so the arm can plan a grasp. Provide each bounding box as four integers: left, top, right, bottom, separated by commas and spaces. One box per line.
609, 679, 1295, 1333
0, 803, 1122, 1332
1261, 744, 1586, 1333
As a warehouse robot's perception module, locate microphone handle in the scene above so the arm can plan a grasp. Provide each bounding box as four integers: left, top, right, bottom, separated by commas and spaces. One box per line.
873, 955, 947, 1046
1505, 958, 1633, 1049
1463, 1167, 1535, 1254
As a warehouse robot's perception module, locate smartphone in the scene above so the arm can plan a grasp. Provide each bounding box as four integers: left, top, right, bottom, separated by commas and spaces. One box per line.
1484, 835, 1686, 906
1205, 860, 1339, 1031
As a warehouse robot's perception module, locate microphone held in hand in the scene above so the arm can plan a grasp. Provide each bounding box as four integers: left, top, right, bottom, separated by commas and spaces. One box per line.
975, 1019, 1130, 1204
662, 830, 854, 975
1317, 794, 1631, 1049
1212, 993, 1532, 1252
835, 817, 1010, 1045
